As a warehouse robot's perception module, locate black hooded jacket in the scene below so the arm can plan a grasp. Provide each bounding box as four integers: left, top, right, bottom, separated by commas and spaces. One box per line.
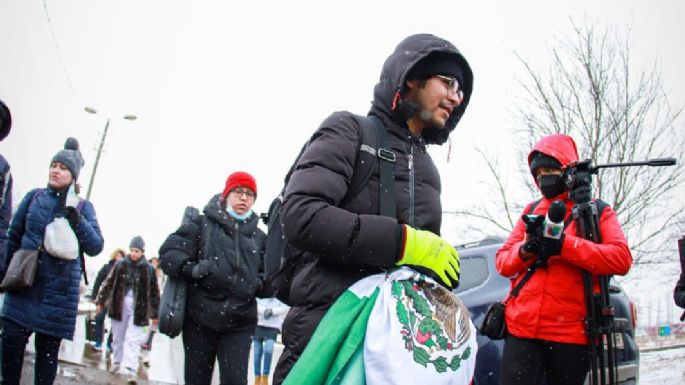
159, 194, 266, 332
281, 33, 473, 309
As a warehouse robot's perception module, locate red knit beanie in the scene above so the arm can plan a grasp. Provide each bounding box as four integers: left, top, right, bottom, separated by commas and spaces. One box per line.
221, 171, 257, 200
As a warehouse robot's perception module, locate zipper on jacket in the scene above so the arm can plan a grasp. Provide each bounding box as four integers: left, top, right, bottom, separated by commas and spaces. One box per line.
235, 222, 240, 268
408, 146, 415, 227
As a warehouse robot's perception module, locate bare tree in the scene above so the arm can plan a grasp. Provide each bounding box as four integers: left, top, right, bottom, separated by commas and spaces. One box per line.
457, 19, 684, 265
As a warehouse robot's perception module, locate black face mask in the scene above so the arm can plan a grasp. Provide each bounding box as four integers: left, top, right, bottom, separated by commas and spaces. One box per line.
538, 174, 566, 199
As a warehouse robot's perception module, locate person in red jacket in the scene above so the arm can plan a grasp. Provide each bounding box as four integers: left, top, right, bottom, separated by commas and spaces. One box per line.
495, 133, 632, 385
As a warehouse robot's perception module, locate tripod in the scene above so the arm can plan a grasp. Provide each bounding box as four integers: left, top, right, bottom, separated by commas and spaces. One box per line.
565, 156, 675, 385
572, 198, 617, 385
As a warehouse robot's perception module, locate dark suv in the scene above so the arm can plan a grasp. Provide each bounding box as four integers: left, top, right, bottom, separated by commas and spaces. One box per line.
453, 237, 639, 385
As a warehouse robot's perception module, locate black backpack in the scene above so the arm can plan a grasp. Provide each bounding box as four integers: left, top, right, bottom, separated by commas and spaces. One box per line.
262, 115, 396, 304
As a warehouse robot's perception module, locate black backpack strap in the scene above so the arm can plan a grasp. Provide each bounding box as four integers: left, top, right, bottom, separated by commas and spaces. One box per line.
343, 115, 396, 217
507, 262, 541, 301
592, 199, 609, 216
375, 116, 396, 218
524, 199, 542, 215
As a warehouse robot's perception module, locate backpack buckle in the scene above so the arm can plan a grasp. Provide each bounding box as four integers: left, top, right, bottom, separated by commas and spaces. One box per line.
377, 148, 396, 163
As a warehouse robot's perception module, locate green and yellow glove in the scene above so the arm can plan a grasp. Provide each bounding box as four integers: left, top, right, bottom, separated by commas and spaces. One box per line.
397, 225, 460, 288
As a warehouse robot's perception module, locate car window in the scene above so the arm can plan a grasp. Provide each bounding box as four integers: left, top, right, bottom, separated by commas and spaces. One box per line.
453, 255, 489, 294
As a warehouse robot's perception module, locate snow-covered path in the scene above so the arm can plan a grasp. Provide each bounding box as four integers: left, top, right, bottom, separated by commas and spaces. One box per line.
639, 345, 685, 385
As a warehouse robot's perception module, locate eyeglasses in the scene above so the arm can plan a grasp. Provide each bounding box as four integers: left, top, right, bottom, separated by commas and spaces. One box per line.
230, 187, 256, 199
434, 75, 464, 101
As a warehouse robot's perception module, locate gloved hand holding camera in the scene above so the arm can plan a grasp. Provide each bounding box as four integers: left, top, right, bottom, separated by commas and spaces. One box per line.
569, 172, 592, 204
520, 214, 564, 265
521, 215, 544, 255
538, 234, 564, 260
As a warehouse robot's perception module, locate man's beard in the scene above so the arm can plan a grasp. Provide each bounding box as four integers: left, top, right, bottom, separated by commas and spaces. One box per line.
419, 109, 445, 130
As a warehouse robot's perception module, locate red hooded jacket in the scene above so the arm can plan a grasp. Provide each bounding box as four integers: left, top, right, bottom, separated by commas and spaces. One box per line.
495, 134, 632, 345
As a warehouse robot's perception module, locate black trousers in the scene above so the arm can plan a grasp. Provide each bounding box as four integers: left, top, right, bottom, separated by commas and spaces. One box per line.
182, 316, 252, 385
501, 334, 590, 385
1, 317, 62, 385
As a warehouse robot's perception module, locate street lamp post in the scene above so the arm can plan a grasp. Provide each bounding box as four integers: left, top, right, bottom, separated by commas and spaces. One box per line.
84, 107, 137, 200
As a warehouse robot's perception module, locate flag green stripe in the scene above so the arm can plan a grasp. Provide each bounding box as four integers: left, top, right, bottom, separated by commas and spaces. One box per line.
283, 287, 379, 385
330, 343, 366, 385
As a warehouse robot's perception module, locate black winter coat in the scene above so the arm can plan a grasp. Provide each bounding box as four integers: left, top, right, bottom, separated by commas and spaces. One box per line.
158, 194, 266, 332
281, 33, 473, 309
96, 256, 160, 327
274, 35, 472, 382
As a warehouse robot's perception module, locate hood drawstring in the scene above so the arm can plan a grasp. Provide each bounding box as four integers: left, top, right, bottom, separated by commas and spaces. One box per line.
446, 137, 452, 162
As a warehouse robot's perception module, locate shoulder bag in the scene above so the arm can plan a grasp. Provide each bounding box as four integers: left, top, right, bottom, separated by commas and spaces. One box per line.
0, 189, 45, 292
0, 249, 40, 292
158, 216, 211, 338
479, 263, 540, 340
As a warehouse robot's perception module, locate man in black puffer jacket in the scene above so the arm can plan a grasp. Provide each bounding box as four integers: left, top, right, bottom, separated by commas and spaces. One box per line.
273, 33, 473, 384
159, 171, 266, 385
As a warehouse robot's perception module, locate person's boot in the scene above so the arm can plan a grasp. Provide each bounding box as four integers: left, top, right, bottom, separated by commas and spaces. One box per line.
253, 375, 261, 385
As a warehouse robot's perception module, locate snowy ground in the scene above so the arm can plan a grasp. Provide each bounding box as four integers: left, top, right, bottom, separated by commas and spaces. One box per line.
639, 346, 685, 385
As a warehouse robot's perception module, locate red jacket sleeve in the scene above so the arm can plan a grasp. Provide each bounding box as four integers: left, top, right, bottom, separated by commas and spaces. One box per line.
557, 205, 632, 276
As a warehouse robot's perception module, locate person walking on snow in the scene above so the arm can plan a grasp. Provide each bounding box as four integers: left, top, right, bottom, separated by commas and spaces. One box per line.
96, 236, 160, 384
272, 33, 473, 384
90, 247, 126, 351
1, 137, 104, 385
159, 171, 267, 385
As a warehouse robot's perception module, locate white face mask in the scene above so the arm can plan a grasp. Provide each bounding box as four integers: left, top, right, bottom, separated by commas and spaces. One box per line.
226, 206, 252, 221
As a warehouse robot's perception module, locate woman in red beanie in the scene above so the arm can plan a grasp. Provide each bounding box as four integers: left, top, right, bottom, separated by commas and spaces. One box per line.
159, 171, 266, 385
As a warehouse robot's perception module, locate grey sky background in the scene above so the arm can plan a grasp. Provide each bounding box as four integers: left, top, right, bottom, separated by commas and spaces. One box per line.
2, 1, 684, 323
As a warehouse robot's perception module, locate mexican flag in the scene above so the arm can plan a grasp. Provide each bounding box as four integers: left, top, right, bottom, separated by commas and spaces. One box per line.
282, 268, 477, 385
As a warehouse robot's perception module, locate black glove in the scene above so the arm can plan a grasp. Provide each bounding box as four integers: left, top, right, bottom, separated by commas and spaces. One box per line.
538, 234, 565, 260
191, 260, 212, 280
522, 236, 541, 254
64, 206, 81, 229
264, 308, 273, 319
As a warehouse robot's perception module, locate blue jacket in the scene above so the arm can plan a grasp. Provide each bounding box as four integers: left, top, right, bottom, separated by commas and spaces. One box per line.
1, 187, 104, 340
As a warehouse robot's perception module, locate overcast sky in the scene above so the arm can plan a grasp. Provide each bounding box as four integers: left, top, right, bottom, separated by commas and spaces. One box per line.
2, 1, 684, 317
